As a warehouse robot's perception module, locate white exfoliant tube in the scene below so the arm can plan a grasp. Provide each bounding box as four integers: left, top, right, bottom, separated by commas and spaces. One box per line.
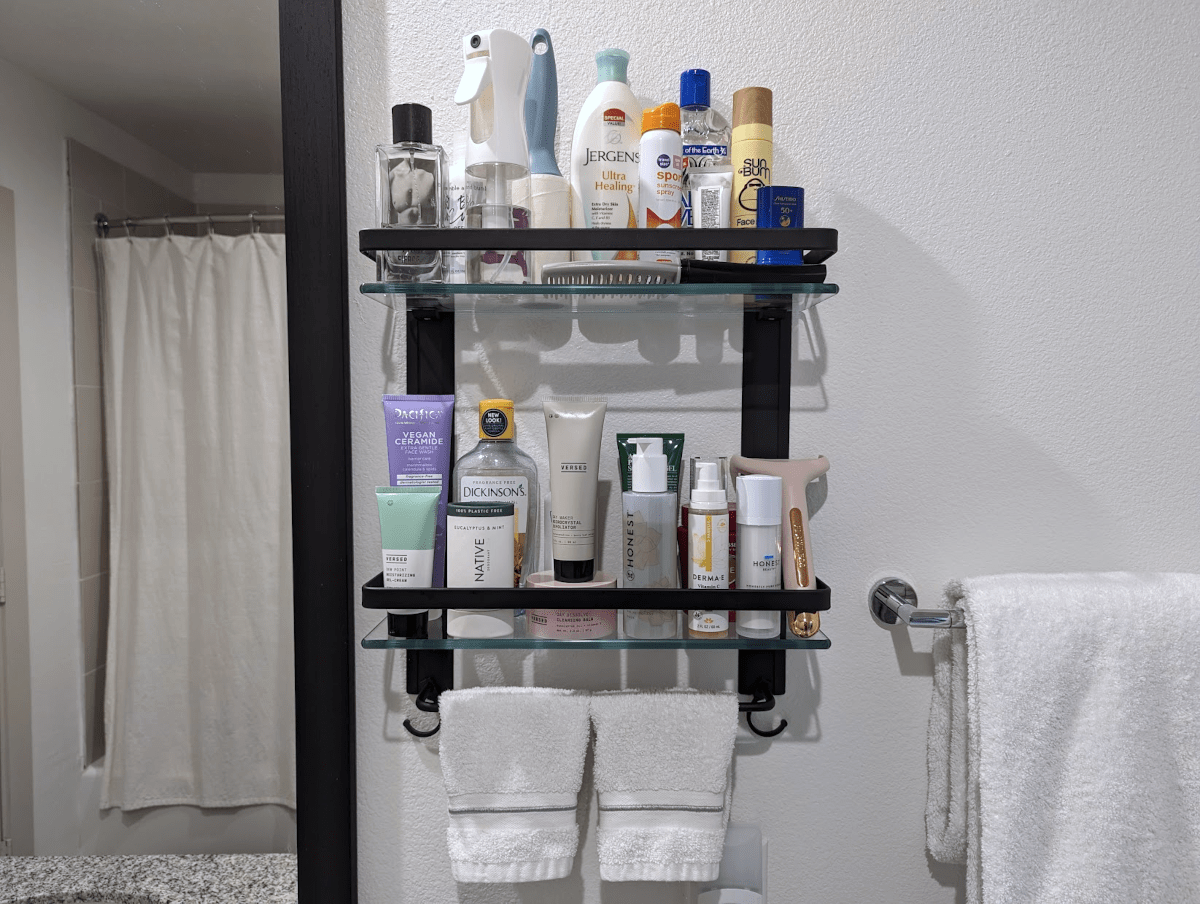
543, 396, 607, 582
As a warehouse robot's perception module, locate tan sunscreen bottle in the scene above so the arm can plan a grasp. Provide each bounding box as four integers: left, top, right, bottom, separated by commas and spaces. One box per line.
730, 87, 773, 264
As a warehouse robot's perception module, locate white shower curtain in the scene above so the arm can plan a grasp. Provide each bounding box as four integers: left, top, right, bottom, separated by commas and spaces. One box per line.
97, 233, 294, 810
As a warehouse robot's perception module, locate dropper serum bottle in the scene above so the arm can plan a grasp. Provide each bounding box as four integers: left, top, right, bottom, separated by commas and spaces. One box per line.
688, 461, 731, 638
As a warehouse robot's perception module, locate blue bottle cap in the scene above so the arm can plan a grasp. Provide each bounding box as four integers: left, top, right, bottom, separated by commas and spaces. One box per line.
680, 69, 710, 108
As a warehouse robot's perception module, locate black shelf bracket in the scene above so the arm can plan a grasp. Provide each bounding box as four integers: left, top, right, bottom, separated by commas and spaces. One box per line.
402, 650, 452, 738
396, 644, 789, 739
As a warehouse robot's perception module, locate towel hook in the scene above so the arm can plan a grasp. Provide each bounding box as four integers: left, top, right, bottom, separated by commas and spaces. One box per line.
869, 578, 965, 629
740, 683, 788, 738
402, 677, 442, 738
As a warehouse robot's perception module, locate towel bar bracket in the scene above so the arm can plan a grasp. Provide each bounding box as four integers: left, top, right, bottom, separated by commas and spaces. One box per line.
869, 578, 965, 629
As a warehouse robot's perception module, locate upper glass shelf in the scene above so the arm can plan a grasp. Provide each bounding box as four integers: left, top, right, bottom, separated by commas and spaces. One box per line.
359, 282, 838, 315
361, 614, 831, 651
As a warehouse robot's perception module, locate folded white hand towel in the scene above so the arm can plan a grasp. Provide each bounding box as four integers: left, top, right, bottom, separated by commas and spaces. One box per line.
926, 626, 969, 865
929, 573, 1200, 904
439, 687, 592, 883
590, 689, 739, 882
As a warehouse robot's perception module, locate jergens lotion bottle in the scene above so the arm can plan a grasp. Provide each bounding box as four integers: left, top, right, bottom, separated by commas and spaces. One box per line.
730, 87, 773, 264
570, 48, 641, 261
688, 461, 731, 639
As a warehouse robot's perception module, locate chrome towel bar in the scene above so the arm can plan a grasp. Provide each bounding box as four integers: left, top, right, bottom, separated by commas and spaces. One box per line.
869, 578, 965, 629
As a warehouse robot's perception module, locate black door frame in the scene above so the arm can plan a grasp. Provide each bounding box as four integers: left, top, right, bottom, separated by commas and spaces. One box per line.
279, 1, 357, 901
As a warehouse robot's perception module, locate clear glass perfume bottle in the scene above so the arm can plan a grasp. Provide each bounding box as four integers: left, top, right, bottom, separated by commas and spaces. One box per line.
452, 399, 539, 586
375, 103, 444, 282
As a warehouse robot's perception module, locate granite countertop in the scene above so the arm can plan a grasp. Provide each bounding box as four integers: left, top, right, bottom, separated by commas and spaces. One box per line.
0, 854, 296, 904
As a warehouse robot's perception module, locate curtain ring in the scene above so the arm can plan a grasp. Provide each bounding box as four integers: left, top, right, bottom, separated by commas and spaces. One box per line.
123, 218, 134, 235
206, 214, 216, 236
249, 211, 259, 233
163, 215, 173, 236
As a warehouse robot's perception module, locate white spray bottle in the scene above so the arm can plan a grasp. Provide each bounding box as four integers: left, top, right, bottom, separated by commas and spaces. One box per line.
455, 28, 533, 284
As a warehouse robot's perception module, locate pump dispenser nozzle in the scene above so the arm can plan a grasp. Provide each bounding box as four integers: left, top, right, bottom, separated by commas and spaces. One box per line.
631, 437, 667, 493
692, 462, 726, 508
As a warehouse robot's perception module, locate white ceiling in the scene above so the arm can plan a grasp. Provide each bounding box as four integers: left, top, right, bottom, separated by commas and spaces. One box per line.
0, 0, 283, 174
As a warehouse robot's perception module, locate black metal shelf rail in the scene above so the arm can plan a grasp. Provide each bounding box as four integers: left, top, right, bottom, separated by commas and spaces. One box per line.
361, 573, 832, 612
360, 226, 838, 265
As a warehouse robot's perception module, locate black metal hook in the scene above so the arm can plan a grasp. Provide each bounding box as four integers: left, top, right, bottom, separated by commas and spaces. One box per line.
740, 683, 788, 738
402, 677, 442, 738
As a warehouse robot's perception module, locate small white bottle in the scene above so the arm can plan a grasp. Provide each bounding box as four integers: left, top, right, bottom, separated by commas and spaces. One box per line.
621, 437, 680, 639
637, 103, 683, 265
688, 461, 731, 638
735, 474, 783, 638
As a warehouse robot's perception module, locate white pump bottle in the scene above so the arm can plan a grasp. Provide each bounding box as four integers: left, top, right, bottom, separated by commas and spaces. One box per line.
622, 437, 680, 638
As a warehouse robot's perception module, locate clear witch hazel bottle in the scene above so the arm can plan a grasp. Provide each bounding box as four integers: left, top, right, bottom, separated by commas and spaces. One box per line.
452, 399, 539, 586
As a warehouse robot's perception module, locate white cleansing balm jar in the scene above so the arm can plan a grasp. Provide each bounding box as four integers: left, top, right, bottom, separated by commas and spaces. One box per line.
445, 501, 516, 637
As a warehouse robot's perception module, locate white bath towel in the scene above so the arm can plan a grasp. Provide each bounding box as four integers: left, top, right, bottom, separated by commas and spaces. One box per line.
925, 624, 969, 865
439, 687, 591, 883
928, 573, 1200, 904
590, 690, 739, 882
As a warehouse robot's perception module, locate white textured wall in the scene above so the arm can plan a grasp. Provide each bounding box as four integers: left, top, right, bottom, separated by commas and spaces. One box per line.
343, 1, 1200, 901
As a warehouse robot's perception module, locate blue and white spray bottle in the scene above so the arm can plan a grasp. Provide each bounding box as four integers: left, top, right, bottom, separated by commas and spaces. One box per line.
455, 28, 532, 284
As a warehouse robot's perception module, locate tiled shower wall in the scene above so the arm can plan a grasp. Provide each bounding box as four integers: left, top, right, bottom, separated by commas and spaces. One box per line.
66, 140, 282, 763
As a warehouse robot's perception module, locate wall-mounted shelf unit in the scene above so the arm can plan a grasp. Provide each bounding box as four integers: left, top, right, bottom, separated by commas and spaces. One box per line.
357, 225, 838, 739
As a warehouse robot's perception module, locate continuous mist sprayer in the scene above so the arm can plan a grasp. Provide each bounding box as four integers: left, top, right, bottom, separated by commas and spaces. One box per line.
455, 28, 533, 282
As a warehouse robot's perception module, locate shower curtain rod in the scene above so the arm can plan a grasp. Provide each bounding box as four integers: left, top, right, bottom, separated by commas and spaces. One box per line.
95, 212, 285, 236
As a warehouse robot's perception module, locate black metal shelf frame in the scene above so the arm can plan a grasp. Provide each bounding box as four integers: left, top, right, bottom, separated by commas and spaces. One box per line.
364, 225, 838, 742
360, 225, 838, 264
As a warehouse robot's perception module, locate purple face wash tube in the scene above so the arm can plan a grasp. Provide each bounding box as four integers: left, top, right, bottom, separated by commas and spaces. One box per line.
383, 394, 455, 586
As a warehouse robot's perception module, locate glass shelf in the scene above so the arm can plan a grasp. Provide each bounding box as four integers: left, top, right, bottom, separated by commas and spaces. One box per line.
361, 614, 831, 651
359, 282, 837, 316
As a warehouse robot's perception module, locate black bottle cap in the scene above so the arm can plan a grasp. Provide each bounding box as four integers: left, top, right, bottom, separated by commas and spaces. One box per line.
387, 611, 429, 638
391, 103, 432, 144
553, 558, 596, 583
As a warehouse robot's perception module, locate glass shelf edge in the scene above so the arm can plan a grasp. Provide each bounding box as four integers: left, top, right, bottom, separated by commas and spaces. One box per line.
361, 282, 837, 298
361, 616, 831, 651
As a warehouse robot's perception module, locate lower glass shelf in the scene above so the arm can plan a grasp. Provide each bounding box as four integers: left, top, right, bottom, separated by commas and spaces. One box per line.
361, 614, 831, 651
360, 282, 838, 316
